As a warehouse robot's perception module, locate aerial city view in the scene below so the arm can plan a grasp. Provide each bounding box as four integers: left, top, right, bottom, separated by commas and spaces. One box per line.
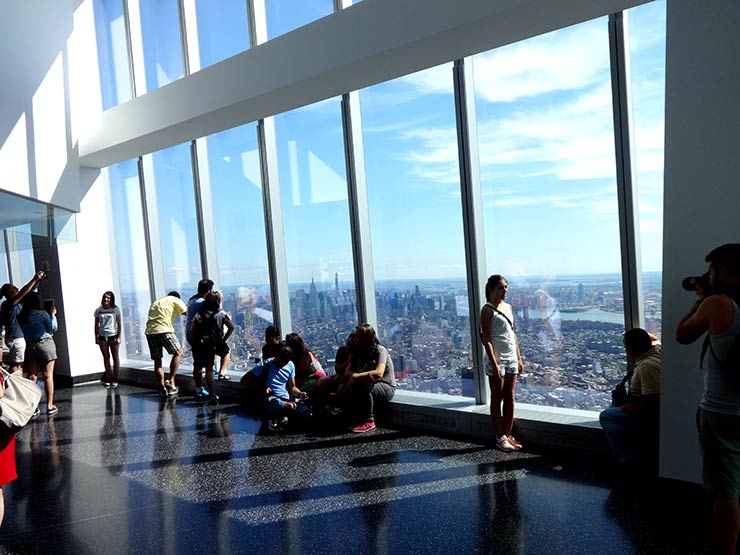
120, 272, 662, 413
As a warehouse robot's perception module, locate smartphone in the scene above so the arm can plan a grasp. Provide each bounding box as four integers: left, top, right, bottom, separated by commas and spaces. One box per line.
43, 299, 55, 312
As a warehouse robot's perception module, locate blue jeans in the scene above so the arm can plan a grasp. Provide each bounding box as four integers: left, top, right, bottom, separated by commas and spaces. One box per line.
599, 406, 643, 463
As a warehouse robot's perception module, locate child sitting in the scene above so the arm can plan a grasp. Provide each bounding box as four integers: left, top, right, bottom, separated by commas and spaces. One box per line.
240, 344, 310, 431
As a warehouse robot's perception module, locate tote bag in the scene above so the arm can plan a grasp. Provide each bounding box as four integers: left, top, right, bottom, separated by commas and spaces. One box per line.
0, 369, 42, 435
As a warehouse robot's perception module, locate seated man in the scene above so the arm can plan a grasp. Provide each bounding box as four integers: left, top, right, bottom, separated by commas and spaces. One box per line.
240, 344, 310, 431
260, 325, 281, 362
600, 328, 661, 465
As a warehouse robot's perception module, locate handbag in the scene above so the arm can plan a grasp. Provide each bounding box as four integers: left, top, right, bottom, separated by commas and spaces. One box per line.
611, 370, 633, 407
0, 369, 42, 435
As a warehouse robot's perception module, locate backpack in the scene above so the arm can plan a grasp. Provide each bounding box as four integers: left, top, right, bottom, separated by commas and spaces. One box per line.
193, 311, 221, 349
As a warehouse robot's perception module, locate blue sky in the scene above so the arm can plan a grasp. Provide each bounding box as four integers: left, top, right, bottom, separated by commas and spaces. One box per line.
101, 0, 666, 291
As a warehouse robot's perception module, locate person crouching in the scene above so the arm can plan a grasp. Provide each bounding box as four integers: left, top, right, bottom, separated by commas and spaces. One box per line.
240, 344, 311, 432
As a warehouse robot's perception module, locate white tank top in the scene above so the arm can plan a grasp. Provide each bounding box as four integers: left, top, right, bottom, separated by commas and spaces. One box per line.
483, 302, 518, 368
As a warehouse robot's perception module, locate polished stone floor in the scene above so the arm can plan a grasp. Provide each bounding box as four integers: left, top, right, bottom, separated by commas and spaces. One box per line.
0, 383, 712, 554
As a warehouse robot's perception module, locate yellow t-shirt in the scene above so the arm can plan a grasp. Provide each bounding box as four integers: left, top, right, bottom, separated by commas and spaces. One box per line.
629, 346, 661, 397
144, 296, 187, 334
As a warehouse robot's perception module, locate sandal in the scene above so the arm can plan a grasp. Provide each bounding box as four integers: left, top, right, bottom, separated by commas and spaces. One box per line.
508, 435, 523, 450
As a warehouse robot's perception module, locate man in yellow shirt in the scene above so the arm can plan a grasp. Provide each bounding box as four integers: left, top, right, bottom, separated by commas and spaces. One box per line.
600, 327, 661, 465
145, 292, 187, 397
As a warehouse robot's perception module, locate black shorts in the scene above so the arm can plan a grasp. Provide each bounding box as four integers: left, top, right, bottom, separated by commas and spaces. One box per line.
215, 342, 230, 358
192, 345, 216, 368
97, 335, 118, 343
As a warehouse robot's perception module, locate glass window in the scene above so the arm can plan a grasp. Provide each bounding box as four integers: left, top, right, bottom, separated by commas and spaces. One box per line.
139, 0, 184, 91
265, 0, 334, 40
274, 98, 358, 364
473, 19, 624, 411
204, 124, 272, 372
360, 64, 474, 398
0, 236, 9, 284
193, 0, 250, 70
628, 0, 666, 338
147, 143, 202, 293
93, 0, 133, 109
108, 160, 151, 362
14, 227, 37, 284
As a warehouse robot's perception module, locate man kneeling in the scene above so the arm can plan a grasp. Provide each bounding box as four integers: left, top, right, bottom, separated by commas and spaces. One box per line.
600, 327, 661, 466
241, 344, 310, 431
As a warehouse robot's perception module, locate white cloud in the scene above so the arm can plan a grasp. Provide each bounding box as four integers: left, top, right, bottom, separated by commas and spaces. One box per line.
471, 22, 610, 103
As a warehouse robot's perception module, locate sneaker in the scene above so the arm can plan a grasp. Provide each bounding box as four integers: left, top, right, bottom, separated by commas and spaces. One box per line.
207, 394, 220, 404
100, 377, 111, 387
217, 374, 230, 381
496, 435, 515, 452
165, 381, 179, 397
110, 381, 119, 389
46, 406, 59, 416
351, 421, 376, 433
31, 407, 41, 420
194, 387, 211, 400
267, 416, 289, 432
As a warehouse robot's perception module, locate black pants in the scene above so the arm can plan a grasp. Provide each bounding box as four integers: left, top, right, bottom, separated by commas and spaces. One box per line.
345, 381, 395, 423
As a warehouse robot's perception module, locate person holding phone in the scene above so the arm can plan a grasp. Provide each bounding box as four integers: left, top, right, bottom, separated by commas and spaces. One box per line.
17, 291, 59, 415
0, 271, 47, 374
94, 291, 122, 388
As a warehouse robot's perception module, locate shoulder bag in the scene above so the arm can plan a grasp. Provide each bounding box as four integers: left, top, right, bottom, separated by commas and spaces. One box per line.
0, 369, 42, 435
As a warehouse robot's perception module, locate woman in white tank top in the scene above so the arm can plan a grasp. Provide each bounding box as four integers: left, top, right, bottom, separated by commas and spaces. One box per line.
480, 275, 523, 452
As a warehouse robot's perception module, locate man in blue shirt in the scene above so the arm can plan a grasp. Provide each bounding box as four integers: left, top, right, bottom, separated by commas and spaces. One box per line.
0, 271, 46, 373
240, 344, 309, 430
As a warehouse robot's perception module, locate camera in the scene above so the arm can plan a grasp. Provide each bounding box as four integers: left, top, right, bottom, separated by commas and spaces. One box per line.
682, 272, 712, 294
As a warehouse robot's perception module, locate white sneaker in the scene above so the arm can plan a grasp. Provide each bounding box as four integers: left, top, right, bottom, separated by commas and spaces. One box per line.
496, 435, 515, 452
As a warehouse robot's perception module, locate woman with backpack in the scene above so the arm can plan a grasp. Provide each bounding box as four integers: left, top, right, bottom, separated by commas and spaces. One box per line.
189, 292, 232, 401
481, 274, 523, 452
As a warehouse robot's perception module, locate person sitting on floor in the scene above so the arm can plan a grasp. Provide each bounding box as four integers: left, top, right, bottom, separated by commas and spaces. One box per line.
240, 344, 310, 431
260, 325, 281, 362
342, 324, 396, 433
599, 327, 661, 466
284, 332, 326, 393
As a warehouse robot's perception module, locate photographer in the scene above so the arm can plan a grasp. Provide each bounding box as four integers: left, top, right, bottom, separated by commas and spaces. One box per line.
676, 243, 740, 555
0, 271, 47, 374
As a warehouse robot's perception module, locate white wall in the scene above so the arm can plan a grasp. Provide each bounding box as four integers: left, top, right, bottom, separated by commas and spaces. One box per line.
660, 0, 740, 483
57, 171, 117, 378
0, 0, 99, 211
0, 0, 114, 378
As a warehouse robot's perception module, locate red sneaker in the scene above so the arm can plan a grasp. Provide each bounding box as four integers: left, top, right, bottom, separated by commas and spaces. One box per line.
351, 421, 376, 433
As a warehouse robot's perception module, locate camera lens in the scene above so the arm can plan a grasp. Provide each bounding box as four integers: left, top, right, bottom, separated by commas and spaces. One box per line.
682, 276, 698, 291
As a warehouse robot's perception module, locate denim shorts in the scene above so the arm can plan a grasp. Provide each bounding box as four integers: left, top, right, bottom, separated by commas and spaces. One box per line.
264, 396, 309, 417
4, 337, 25, 363
484, 359, 518, 378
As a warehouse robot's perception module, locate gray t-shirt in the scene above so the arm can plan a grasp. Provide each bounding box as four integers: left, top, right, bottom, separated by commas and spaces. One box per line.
377, 345, 396, 387
94, 305, 121, 337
